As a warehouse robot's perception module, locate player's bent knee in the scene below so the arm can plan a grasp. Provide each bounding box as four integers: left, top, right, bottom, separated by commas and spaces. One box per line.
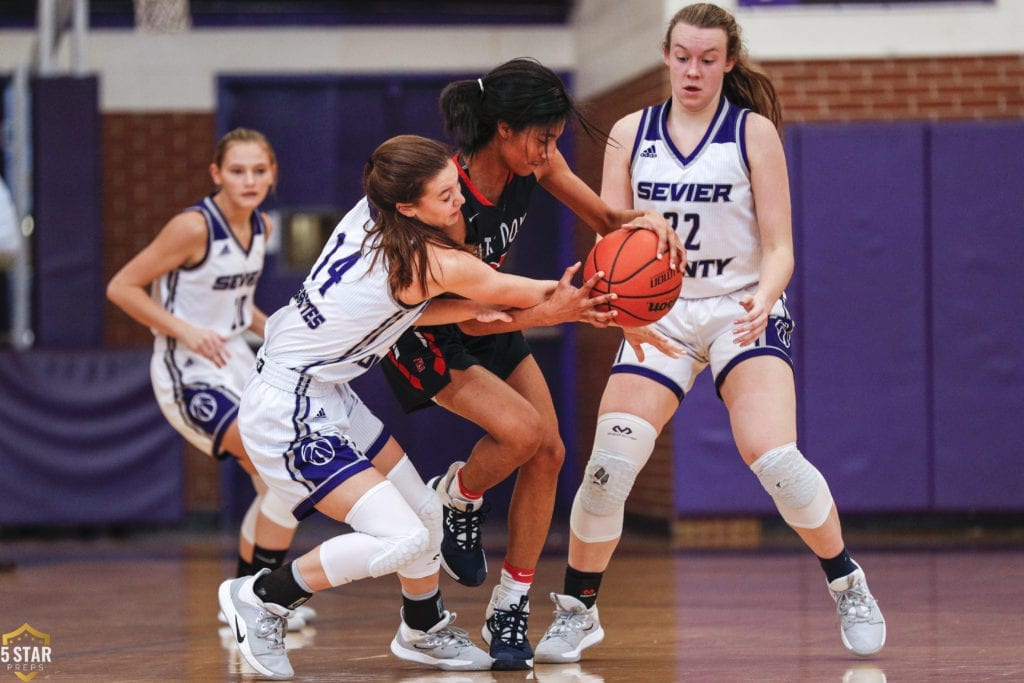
259, 489, 299, 530
370, 525, 429, 577
569, 412, 658, 543
750, 442, 834, 529
344, 480, 430, 577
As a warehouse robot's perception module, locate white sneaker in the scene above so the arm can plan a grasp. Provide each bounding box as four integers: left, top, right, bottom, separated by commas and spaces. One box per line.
829, 568, 886, 656
535, 593, 604, 664
390, 610, 493, 671
217, 569, 295, 680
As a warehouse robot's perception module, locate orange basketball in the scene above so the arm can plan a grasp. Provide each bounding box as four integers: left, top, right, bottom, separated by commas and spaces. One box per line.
582, 228, 682, 327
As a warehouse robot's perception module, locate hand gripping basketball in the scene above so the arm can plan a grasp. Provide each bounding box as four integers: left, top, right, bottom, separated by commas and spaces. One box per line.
582, 229, 682, 327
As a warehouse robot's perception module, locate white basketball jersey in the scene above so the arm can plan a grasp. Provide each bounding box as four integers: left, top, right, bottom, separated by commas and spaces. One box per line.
261, 197, 429, 385
154, 194, 266, 340
630, 97, 760, 299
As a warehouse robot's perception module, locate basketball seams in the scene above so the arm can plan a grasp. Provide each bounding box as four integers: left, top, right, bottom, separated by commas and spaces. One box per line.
583, 227, 681, 325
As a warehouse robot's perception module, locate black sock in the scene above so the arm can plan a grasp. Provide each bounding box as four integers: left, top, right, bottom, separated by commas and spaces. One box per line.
564, 564, 604, 609
253, 561, 312, 610
251, 545, 288, 573
236, 556, 254, 578
401, 590, 445, 632
818, 547, 859, 583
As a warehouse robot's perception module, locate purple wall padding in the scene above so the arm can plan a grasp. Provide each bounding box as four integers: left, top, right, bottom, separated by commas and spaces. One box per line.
31, 76, 104, 348
675, 123, 934, 516
930, 121, 1024, 510
674, 372, 774, 515
0, 350, 183, 525
796, 123, 931, 512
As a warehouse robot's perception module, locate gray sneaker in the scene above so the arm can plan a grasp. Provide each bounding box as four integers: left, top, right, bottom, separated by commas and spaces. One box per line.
390, 610, 493, 671
219, 606, 306, 632
829, 568, 886, 656
534, 593, 605, 664
218, 569, 295, 679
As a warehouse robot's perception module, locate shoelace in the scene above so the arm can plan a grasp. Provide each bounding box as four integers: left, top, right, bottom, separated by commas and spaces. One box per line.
418, 624, 474, 649
835, 586, 875, 623
255, 608, 287, 650
543, 606, 589, 639
444, 502, 489, 549
489, 598, 529, 647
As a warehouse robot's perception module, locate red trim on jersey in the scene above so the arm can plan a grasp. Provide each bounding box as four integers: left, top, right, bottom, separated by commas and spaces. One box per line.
453, 152, 512, 207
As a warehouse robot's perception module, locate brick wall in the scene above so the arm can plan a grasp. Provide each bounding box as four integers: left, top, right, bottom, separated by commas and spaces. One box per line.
770, 55, 1024, 122
103, 112, 216, 348
102, 112, 218, 514
574, 54, 1024, 526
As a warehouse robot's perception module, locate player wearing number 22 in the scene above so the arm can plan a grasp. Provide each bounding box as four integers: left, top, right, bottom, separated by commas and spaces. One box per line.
535, 2, 886, 664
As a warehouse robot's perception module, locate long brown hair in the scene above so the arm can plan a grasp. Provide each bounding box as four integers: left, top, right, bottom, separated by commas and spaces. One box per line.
664, 3, 784, 133
363, 135, 467, 296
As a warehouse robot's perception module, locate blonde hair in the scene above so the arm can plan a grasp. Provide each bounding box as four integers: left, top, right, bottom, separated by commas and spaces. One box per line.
213, 127, 277, 168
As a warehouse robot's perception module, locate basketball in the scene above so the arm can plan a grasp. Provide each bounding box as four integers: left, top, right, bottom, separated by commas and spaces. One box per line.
582, 228, 682, 327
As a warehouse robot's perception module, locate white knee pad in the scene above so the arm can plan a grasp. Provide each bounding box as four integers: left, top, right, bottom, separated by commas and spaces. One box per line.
387, 455, 443, 579
331, 481, 428, 581
750, 443, 834, 529
570, 413, 658, 543
240, 474, 270, 544
240, 496, 259, 546
259, 489, 299, 530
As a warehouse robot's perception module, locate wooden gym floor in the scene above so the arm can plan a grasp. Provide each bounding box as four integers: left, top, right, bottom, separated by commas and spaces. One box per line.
1, 518, 1022, 682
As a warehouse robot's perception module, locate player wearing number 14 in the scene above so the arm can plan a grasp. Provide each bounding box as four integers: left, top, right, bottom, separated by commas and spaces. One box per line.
219, 135, 603, 679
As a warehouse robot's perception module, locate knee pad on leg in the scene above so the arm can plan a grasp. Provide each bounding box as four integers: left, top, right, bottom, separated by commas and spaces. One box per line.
387, 455, 443, 579
342, 480, 430, 578
259, 489, 299, 530
750, 443, 834, 529
570, 413, 658, 543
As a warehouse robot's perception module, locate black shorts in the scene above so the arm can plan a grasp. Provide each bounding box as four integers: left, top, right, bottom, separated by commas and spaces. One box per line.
381, 324, 532, 413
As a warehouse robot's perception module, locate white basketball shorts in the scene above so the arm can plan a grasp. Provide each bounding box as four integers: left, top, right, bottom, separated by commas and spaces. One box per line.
611, 285, 795, 402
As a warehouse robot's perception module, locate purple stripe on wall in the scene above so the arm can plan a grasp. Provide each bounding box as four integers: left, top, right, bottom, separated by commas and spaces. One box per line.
930, 121, 1024, 510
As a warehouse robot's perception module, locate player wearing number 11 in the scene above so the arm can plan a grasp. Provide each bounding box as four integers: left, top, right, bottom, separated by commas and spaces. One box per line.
107, 129, 313, 622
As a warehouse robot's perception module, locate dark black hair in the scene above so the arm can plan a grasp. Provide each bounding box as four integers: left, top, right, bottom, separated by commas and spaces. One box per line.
439, 57, 606, 154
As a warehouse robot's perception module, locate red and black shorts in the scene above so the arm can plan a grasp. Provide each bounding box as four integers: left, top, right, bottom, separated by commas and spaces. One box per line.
381, 324, 532, 413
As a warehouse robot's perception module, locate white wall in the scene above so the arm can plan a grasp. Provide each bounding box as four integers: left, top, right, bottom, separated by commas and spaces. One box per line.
0, 25, 574, 111
1, 0, 1020, 111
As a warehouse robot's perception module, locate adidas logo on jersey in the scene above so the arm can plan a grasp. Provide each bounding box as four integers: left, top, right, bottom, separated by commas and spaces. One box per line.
314, 407, 327, 419
640, 144, 657, 158
219, 244, 231, 256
